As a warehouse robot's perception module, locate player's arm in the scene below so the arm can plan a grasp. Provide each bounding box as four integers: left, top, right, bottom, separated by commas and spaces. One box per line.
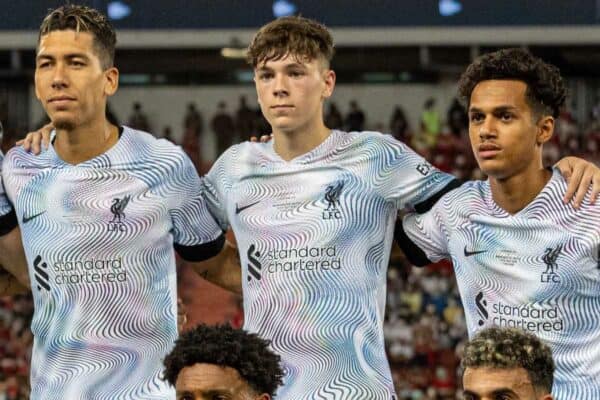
0, 266, 29, 296
373, 134, 460, 213
0, 227, 30, 294
394, 206, 451, 267
0, 155, 31, 293
368, 135, 455, 263
185, 239, 242, 295
170, 150, 242, 293
554, 156, 600, 207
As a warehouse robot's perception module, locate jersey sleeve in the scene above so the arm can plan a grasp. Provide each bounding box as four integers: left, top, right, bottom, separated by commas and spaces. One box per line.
396, 202, 450, 266
202, 151, 231, 231
371, 134, 460, 212
0, 152, 17, 236
167, 151, 224, 261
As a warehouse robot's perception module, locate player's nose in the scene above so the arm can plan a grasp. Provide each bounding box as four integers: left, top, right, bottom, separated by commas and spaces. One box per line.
479, 118, 497, 139
273, 73, 289, 97
51, 63, 69, 89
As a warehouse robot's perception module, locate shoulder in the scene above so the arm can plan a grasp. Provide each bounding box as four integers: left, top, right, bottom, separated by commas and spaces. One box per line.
546, 170, 600, 224
435, 180, 487, 210
335, 130, 412, 158
343, 130, 402, 147
122, 126, 183, 156
211, 141, 267, 172
3, 145, 42, 172
122, 126, 190, 171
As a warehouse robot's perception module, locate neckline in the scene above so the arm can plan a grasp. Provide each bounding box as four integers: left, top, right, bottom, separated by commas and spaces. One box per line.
484, 168, 558, 217
48, 126, 126, 167
268, 129, 339, 164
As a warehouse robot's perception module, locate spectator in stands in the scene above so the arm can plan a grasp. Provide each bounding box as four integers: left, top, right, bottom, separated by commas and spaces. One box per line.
419, 97, 441, 148
127, 102, 150, 132
462, 327, 555, 400
182, 103, 203, 169
236, 95, 256, 140
184, 102, 204, 139
390, 105, 410, 142
211, 101, 236, 156
324, 102, 343, 129
344, 100, 365, 131
163, 324, 284, 400
447, 97, 468, 137
162, 126, 174, 143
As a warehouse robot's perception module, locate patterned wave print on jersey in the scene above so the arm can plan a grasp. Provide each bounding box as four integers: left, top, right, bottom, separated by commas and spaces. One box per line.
2, 127, 222, 399
0, 152, 13, 218
404, 169, 600, 400
204, 130, 455, 399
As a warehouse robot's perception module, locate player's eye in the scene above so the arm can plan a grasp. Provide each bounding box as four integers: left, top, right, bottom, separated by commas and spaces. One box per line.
289, 70, 304, 77
500, 112, 513, 122
469, 113, 484, 123
71, 60, 86, 67
37, 61, 52, 68
258, 72, 273, 81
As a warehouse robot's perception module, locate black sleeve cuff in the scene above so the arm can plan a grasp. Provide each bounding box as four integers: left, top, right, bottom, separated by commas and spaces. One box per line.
174, 233, 225, 262
393, 218, 432, 267
0, 209, 17, 236
413, 179, 462, 214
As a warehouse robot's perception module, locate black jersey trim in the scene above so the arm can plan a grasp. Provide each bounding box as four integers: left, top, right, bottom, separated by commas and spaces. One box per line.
174, 233, 225, 262
394, 218, 432, 267
413, 179, 462, 214
0, 209, 17, 236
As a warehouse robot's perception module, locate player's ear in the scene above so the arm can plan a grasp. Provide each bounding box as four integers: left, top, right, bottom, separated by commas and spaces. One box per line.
536, 115, 554, 145
322, 69, 336, 100
104, 66, 119, 97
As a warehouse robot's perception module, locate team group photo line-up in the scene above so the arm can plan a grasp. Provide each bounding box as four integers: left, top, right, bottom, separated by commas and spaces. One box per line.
1, 3, 600, 400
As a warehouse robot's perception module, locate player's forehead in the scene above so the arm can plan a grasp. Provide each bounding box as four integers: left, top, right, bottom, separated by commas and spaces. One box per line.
255, 53, 322, 71
469, 79, 529, 112
463, 366, 535, 396
37, 29, 97, 58
175, 363, 248, 392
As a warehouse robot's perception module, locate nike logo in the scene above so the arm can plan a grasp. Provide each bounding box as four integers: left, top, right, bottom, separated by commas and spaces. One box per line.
235, 201, 260, 215
464, 246, 487, 257
22, 211, 47, 224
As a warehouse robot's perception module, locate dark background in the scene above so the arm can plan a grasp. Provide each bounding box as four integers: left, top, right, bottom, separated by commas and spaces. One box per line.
1, 0, 598, 30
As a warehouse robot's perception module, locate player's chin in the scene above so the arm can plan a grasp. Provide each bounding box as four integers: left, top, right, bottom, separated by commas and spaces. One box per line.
51, 115, 77, 131
270, 118, 298, 133
476, 159, 510, 178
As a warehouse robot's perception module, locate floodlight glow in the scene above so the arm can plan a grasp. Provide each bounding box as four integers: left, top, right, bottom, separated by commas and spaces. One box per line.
273, 0, 297, 18
108, 1, 132, 20
439, 0, 462, 17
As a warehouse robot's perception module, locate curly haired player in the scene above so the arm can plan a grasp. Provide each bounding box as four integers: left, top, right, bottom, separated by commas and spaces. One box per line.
398, 48, 600, 399
462, 326, 555, 400
163, 324, 284, 400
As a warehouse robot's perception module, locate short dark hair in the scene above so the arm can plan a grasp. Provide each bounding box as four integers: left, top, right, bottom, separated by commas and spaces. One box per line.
163, 324, 284, 396
462, 327, 555, 393
38, 4, 117, 69
247, 16, 334, 68
458, 48, 566, 118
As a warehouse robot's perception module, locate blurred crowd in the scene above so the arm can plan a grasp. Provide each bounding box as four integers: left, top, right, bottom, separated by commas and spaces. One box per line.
1, 95, 600, 398
0, 296, 33, 400
122, 95, 600, 178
